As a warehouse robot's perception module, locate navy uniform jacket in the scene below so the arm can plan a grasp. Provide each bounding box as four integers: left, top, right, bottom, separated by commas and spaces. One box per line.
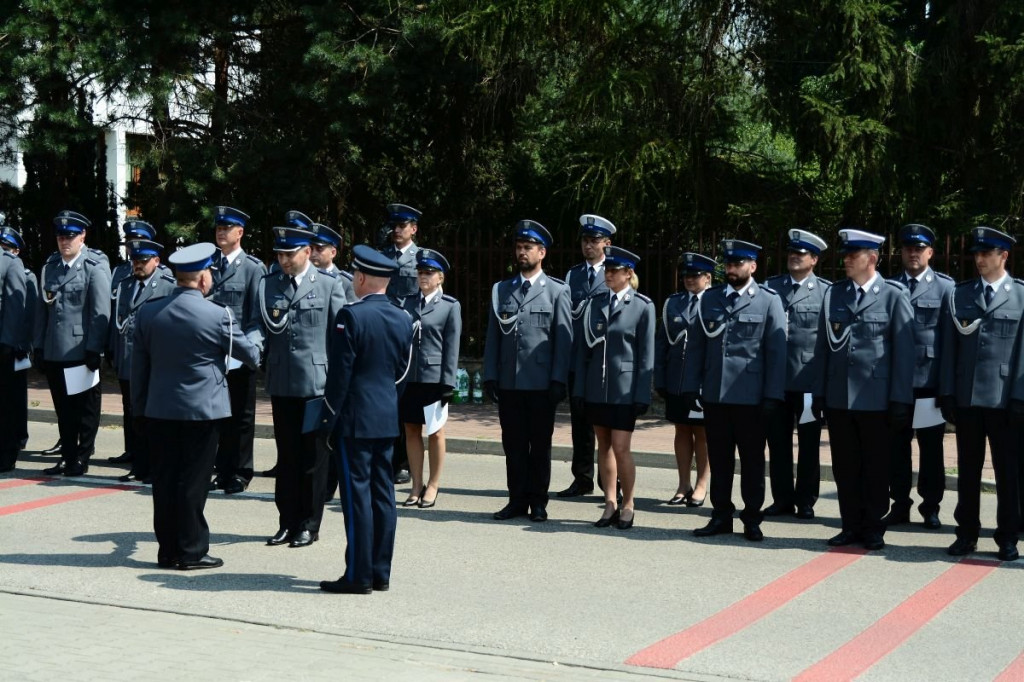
765, 273, 830, 393
254, 268, 347, 397
565, 261, 608, 359
891, 268, 954, 393
681, 283, 787, 405
654, 291, 701, 395
131, 288, 260, 420
381, 243, 420, 300
207, 249, 266, 355
572, 289, 655, 405
483, 272, 573, 391
34, 251, 111, 362
1, 251, 27, 350
813, 276, 915, 410
321, 293, 415, 439
109, 270, 176, 381
110, 261, 132, 300
939, 278, 1024, 409
401, 291, 462, 387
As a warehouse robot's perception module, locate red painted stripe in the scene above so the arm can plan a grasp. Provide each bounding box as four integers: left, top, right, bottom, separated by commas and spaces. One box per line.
0, 477, 48, 491
995, 652, 1024, 682
626, 548, 867, 669
0, 485, 132, 516
794, 559, 1000, 682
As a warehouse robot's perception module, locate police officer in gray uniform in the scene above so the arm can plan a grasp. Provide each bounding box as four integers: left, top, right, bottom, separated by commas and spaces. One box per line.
109, 239, 176, 482
813, 229, 914, 551
109, 220, 159, 303
35, 210, 111, 477
0, 224, 27, 472
885, 223, 954, 530
310, 222, 355, 303
484, 220, 573, 523
682, 239, 787, 542
0, 227, 34, 471
132, 243, 260, 570
764, 229, 830, 520
557, 214, 614, 498
939, 227, 1024, 561
256, 227, 347, 549
207, 206, 266, 493
381, 203, 421, 301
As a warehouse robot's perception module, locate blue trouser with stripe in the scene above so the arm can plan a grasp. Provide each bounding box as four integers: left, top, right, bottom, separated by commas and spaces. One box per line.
336, 437, 397, 586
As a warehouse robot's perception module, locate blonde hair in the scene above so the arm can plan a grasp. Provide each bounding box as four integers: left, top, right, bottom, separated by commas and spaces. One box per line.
629, 271, 639, 290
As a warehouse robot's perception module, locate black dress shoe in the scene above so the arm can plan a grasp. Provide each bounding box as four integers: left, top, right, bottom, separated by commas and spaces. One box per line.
556, 481, 594, 498
157, 556, 178, 569
616, 510, 634, 530
743, 524, 764, 542
138, 476, 153, 485
211, 476, 227, 491
594, 509, 620, 528
998, 543, 1019, 562
795, 505, 815, 520
827, 530, 860, 547
862, 533, 885, 551
320, 578, 372, 594
921, 512, 941, 530
177, 555, 223, 570
41, 440, 62, 455
267, 528, 291, 546
694, 518, 734, 537
260, 465, 278, 478
223, 476, 246, 495
372, 580, 390, 592
947, 537, 977, 556
763, 502, 794, 517
881, 508, 910, 527
289, 530, 319, 547
118, 472, 135, 483
63, 460, 88, 477
43, 462, 64, 476
394, 469, 411, 485
529, 506, 548, 522
492, 504, 528, 521
108, 452, 134, 464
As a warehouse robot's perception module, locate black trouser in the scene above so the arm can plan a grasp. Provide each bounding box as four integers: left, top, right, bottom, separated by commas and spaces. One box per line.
567, 372, 596, 489
271, 396, 328, 533
954, 407, 1020, 545
44, 361, 101, 466
890, 398, 945, 517
826, 408, 890, 537
765, 390, 821, 509
0, 354, 21, 470
498, 389, 555, 510
703, 403, 765, 526
391, 421, 408, 477
14, 357, 28, 448
149, 418, 221, 563
215, 366, 256, 483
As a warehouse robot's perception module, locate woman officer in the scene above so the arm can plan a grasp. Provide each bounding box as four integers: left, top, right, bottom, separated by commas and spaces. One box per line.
398, 249, 462, 508
654, 253, 716, 508
571, 246, 655, 529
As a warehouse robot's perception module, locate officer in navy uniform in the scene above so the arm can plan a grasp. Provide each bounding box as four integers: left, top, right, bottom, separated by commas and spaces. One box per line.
257, 227, 347, 549
34, 210, 111, 477
763, 229, 830, 520
483, 220, 573, 523
0, 224, 27, 472
207, 206, 266, 493
109, 239, 176, 483
939, 227, 1024, 561
318, 245, 415, 594
813, 229, 914, 551
309, 222, 355, 303
557, 214, 614, 498
884, 223, 954, 530
682, 239, 787, 541
380, 203, 421, 302
0, 227, 34, 471
132, 243, 260, 570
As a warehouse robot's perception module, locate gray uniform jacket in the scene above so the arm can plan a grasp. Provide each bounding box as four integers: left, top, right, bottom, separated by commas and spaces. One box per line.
21, 269, 37, 352
939, 278, 1024, 409
109, 270, 176, 381
566, 261, 608, 359
572, 289, 655, 406
131, 288, 259, 420
765, 273, 830, 393
681, 283, 788, 405
483, 272, 573, 391
891, 268, 954, 393
254, 268, 347, 398
401, 291, 462, 387
110, 261, 131, 300
813, 276, 915, 410
0, 251, 27, 350
34, 251, 111, 362
208, 249, 266, 355
325, 265, 356, 303
382, 243, 420, 300
653, 291, 701, 395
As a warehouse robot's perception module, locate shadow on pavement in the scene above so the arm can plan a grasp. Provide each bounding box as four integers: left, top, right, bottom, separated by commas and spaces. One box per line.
137, 573, 324, 592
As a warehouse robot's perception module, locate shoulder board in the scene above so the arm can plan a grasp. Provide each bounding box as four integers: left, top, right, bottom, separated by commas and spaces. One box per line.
317, 268, 337, 279
546, 276, 565, 285
765, 274, 786, 285
634, 292, 652, 304
160, 274, 175, 284
339, 270, 353, 281
246, 254, 263, 265
934, 271, 954, 282
84, 257, 100, 267
157, 263, 171, 271
1, 251, 14, 260
884, 279, 907, 291
441, 293, 457, 303
817, 277, 832, 285
710, 283, 728, 293
1014, 278, 1024, 288
88, 247, 108, 258
757, 284, 778, 295
667, 291, 688, 301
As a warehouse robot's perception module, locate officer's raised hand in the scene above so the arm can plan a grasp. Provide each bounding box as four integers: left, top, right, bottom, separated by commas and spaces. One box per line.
1008, 399, 1024, 428
548, 381, 567, 405
887, 402, 911, 431
483, 380, 499, 403
937, 395, 957, 425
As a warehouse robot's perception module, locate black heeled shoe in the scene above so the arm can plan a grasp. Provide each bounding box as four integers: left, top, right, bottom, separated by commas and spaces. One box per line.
617, 509, 635, 530
686, 494, 706, 508
594, 509, 620, 528
403, 486, 426, 507
419, 489, 438, 508
666, 490, 691, 506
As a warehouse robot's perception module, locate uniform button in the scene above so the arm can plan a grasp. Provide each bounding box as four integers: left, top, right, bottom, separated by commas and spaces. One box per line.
850, 346, 855, 351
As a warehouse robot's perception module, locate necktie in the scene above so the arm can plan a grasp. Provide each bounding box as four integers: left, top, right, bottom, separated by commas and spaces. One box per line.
132, 282, 144, 304
688, 294, 698, 311
791, 282, 800, 295
587, 267, 595, 287
419, 296, 426, 311
984, 285, 994, 307
727, 291, 739, 309
610, 293, 618, 312
855, 287, 864, 306
521, 279, 531, 296
289, 277, 298, 294
62, 263, 70, 276
220, 256, 229, 274
908, 277, 918, 294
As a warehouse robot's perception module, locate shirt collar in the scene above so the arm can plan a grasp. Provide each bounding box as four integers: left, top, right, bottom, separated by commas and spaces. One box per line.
726, 279, 755, 298
982, 272, 1008, 292
610, 286, 630, 303
222, 247, 243, 265
421, 288, 441, 306
292, 262, 312, 287
904, 267, 931, 282
62, 251, 82, 268
519, 271, 542, 287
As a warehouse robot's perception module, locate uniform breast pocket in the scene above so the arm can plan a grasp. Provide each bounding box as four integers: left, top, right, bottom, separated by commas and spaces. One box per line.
425, 355, 442, 366
530, 304, 552, 327
862, 311, 889, 337
914, 300, 940, 326
793, 303, 819, 327
297, 298, 325, 327
736, 313, 764, 339
64, 283, 84, 306
991, 310, 1019, 338
220, 284, 244, 307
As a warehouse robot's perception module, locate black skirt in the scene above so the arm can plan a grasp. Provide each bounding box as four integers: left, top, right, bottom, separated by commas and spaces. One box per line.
584, 402, 637, 432
664, 393, 705, 426
399, 382, 446, 424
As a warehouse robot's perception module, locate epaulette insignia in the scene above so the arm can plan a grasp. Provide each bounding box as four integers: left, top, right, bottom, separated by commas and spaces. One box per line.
884, 279, 907, 291
935, 272, 954, 281
634, 292, 652, 304
547, 276, 565, 285
317, 268, 337, 279
818, 277, 832, 286
339, 270, 353, 281
84, 257, 99, 267
441, 294, 457, 303
758, 284, 778, 295
160, 274, 175, 283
